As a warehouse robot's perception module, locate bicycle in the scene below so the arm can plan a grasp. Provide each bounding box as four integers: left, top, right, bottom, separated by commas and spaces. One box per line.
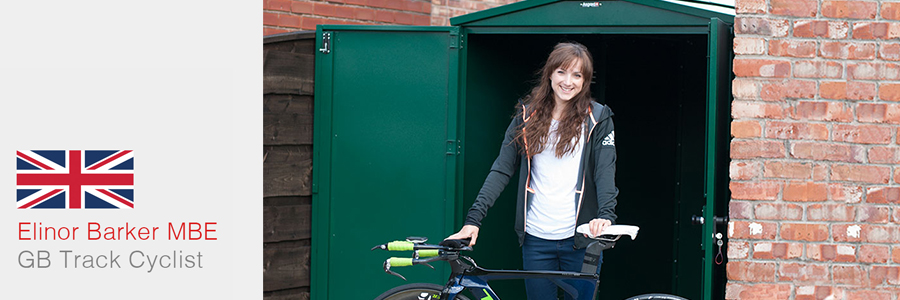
370, 225, 688, 300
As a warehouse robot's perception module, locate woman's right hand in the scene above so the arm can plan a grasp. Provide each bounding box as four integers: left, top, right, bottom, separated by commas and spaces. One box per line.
446, 225, 480, 246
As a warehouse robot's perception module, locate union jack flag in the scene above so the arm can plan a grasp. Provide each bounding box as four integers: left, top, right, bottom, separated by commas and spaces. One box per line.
16, 150, 134, 209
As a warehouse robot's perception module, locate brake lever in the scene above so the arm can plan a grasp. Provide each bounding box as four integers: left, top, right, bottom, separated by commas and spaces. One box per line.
383, 259, 407, 280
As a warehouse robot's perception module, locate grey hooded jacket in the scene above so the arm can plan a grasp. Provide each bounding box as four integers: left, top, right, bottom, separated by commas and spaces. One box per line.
463, 101, 618, 249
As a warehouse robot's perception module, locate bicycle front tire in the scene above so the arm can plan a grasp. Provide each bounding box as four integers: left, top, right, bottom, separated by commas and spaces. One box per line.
625, 293, 689, 300
374, 283, 472, 300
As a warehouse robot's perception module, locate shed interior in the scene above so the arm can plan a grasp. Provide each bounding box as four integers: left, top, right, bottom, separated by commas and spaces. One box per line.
461, 33, 711, 300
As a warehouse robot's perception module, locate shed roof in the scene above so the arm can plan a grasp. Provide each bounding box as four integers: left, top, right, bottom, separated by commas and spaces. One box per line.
451, 0, 734, 27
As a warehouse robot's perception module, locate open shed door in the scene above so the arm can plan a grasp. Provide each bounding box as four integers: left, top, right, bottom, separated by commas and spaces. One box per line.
311, 26, 460, 300
701, 17, 733, 300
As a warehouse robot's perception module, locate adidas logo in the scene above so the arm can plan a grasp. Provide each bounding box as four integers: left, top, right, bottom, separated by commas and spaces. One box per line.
602, 131, 615, 146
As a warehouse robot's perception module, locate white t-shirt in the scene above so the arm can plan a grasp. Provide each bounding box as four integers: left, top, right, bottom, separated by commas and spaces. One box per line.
525, 119, 584, 240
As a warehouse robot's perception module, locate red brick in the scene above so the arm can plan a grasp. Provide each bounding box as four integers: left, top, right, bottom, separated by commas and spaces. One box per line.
278, 14, 302, 28
896, 168, 900, 184
857, 103, 900, 124
731, 140, 786, 159
761, 79, 816, 101
859, 205, 892, 223
730, 181, 781, 200
863, 225, 900, 243
770, 0, 817, 17
763, 161, 813, 179
778, 262, 830, 282
808, 204, 856, 222
834, 265, 867, 286
730, 200, 754, 219
413, 14, 430, 26
267, 0, 294, 11
736, 17, 790, 37
729, 220, 778, 239
852, 22, 896, 39
819, 81, 875, 100
822, 0, 877, 19
726, 261, 777, 282
374, 10, 394, 23
833, 124, 892, 144
783, 181, 828, 202
884, 2, 900, 20
781, 223, 829, 241
869, 147, 900, 163
263, 11, 280, 26
812, 164, 828, 181
769, 39, 816, 57
893, 247, 900, 263
393, 11, 415, 25
736, 0, 766, 13
793, 60, 843, 78
834, 224, 865, 242
894, 207, 900, 223
728, 241, 750, 259
790, 142, 864, 162
830, 184, 864, 203
795, 286, 843, 300
731, 161, 761, 180
733, 78, 759, 99
263, 27, 289, 36
870, 266, 900, 286
879, 43, 900, 61
291, 0, 314, 14
820, 41, 877, 60
765, 121, 828, 140
859, 244, 891, 263
725, 283, 792, 299
879, 83, 900, 101
832, 164, 891, 184
845, 289, 890, 300
847, 62, 900, 80
808, 244, 857, 262
731, 120, 761, 138
867, 187, 900, 204
301, 16, 332, 30
734, 37, 766, 55
733, 101, 786, 119
794, 20, 849, 39
354, 7, 376, 20
755, 203, 803, 220
753, 242, 803, 259
734, 59, 791, 77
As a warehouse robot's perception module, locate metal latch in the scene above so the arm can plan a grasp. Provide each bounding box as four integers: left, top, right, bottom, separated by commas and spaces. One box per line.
446, 140, 460, 155
319, 32, 331, 54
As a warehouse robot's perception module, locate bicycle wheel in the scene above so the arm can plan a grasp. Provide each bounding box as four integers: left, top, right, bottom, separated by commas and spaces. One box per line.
373, 283, 471, 300
624, 293, 689, 300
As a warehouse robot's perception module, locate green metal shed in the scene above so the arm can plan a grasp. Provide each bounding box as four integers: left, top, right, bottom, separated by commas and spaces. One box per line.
311, 1, 734, 299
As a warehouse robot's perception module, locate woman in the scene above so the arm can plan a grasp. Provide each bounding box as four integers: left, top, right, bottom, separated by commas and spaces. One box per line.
446, 42, 618, 300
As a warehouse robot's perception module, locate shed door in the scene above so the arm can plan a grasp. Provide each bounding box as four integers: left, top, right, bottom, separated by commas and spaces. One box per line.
311, 27, 460, 300
702, 18, 733, 300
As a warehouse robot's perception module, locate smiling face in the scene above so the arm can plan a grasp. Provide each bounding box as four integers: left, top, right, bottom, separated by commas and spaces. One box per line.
549, 59, 584, 104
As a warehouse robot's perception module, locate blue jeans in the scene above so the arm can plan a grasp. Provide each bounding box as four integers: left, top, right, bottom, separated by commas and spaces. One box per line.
522, 234, 603, 300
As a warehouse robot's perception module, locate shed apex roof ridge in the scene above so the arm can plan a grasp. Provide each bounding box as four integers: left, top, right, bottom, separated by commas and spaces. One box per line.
450, 0, 735, 26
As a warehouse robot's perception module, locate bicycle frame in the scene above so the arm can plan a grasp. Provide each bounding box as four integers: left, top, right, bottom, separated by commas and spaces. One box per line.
441, 254, 599, 300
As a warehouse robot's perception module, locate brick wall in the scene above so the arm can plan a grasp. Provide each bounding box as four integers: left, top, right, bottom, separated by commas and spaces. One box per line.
263, 0, 520, 35
729, 0, 900, 299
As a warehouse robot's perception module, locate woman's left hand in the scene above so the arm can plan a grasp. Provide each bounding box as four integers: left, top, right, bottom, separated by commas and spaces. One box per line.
586, 218, 612, 238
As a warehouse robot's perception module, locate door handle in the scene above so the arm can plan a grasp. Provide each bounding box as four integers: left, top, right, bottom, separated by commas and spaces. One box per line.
690, 215, 728, 226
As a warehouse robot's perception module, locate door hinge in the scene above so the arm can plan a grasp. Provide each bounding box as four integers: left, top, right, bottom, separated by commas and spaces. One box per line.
319, 32, 332, 54
446, 140, 460, 155
450, 30, 462, 49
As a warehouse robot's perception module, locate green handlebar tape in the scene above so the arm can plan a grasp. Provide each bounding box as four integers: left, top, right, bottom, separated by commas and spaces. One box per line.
389, 257, 413, 267
387, 241, 415, 251
417, 249, 440, 257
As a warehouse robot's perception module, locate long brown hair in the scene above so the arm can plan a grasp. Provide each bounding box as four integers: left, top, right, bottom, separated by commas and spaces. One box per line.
516, 42, 594, 158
